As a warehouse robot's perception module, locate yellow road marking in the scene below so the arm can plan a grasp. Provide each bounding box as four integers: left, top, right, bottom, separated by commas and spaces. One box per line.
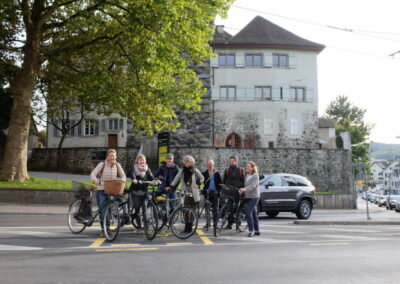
89, 238, 106, 248
166, 242, 193, 246
310, 242, 350, 246
96, 248, 159, 252
111, 244, 140, 247
196, 230, 214, 245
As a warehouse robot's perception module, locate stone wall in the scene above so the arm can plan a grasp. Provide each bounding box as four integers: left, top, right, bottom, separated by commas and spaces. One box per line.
170, 147, 353, 194
30, 147, 140, 174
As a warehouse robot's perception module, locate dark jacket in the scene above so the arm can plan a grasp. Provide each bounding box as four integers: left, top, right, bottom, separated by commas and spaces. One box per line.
202, 170, 223, 192
129, 167, 155, 193
153, 163, 180, 191
223, 166, 245, 188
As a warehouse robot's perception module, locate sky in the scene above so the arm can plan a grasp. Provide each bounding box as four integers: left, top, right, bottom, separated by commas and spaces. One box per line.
215, 0, 400, 144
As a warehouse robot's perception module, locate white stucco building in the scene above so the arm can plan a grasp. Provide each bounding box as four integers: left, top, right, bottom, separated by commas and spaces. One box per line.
210, 16, 325, 149
47, 113, 128, 148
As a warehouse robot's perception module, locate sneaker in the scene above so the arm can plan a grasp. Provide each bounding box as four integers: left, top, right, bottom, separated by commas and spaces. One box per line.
203, 223, 210, 229
248, 231, 255, 237
255, 231, 260, 236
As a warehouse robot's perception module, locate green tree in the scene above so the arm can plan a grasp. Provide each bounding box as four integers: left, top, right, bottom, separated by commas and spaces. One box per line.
325, 95, 373, 163
0, 0, 232, 181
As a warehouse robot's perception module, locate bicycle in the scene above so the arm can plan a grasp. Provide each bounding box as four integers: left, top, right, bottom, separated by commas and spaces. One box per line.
214, 184, 248, 237
155, 190, 199, 239
199, 190, 215, 231
67, 181, 121, 242
122, 180, 159, 241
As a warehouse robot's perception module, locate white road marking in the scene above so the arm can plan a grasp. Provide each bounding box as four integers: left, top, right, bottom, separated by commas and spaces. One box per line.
0, 244, 42, 251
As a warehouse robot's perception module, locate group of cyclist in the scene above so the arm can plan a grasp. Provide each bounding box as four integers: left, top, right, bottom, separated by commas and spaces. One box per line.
90, 149, 260, 238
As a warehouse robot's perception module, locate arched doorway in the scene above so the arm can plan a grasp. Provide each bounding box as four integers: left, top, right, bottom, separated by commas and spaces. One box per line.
225, 133, 242, 148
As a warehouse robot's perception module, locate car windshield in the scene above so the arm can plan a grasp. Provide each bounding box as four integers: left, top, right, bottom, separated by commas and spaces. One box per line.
259, 175, 271, 185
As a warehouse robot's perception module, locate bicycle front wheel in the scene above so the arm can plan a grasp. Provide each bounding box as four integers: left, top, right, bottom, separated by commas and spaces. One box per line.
214, 204, 230, 237
103, 202, 120, 242
143, 201, 158, 240
170, 207, 198, 239
67, 199, 87, 234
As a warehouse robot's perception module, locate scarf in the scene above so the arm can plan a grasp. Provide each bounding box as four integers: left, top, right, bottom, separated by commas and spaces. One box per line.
183, 166, 194, 187
134, 164, 148, 178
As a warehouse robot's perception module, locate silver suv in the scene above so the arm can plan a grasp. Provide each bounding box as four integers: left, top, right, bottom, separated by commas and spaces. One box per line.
258, 173, 316, 219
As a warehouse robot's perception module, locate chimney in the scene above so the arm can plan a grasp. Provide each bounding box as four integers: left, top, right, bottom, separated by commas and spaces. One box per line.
216, 25, 224, 34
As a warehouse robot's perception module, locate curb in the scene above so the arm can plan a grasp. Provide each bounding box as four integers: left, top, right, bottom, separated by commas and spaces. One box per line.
294, 220, 400, 225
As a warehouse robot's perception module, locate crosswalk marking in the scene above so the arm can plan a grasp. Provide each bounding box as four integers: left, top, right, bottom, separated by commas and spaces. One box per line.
310, 242, 350, 246
196, 230, 214, 245
89, 238, 106, 247
0, 244, 42, 251
96, 247, 159, 252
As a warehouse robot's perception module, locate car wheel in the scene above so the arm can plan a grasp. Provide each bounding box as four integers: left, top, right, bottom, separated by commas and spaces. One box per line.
295, 200, 312, 220
265, 211, 279, 218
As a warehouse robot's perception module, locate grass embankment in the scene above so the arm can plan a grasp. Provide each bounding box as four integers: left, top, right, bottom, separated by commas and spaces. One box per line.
0, 177, 131, 190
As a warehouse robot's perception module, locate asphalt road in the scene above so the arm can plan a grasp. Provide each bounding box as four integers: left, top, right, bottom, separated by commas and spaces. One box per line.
1, 213, 400, 284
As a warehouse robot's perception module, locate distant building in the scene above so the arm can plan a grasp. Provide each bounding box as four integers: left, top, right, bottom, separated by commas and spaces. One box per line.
371, 160, 388, 185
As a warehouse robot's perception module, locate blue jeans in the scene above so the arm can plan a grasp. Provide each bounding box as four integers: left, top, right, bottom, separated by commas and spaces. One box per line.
96, 190, 108, 222
243, 198, 259, 232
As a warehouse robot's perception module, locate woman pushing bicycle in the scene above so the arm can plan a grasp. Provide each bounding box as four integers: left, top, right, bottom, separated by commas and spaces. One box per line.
167, 155, 204, 234
129, 154, 160, 230
90, 149, 126, 230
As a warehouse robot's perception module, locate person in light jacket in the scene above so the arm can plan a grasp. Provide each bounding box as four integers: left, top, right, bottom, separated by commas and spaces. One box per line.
167, 155, 204, 233
90, 149, 126, 228
239, 161, 260, 237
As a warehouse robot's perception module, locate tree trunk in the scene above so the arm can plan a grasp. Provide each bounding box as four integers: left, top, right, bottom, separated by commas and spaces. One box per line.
56, 133, 66, 171
0, 27, 40, 181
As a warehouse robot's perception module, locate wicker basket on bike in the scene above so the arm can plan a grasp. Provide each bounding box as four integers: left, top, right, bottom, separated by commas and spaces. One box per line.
220, 184, 240, 199
104, 179, 126, 195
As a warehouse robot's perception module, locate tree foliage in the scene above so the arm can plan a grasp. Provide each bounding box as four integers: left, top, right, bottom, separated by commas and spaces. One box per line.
0, 0, 233, 180
325, 95, 373, 163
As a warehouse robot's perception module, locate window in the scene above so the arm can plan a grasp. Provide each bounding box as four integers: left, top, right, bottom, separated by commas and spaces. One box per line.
84, 120, 99, 136
220, 87, 236, 100
266, 175, 282, 187
283, 176, 297, 186
273, 54, 288, 68
218, 54, 235, 66
263, 117, 273, 135
290, 87, 306, 101
225, 133, 242, 148
295, 177, 309, 187
290, 118, 300, 136
245, 54, 262, 66
255, 87, 272, 100
108, 119, 123, 130
268, 142, 274, 148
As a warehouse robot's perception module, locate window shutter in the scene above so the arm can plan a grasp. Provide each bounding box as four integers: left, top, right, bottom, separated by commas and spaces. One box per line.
95, 120, 99, 136
119, 119, 123, 130
246, 86, 255, 100
53, 120, 58, 137
235, 53, 245, 67
101, 119, 106, 131
263, 52, 273, 67
210, 56, 218, 67
306, 88, 314, 102
282, 87, 290, 101
289, 55, 297, 68
70, 120, 75, 136
236, 86, 246, 100
271, 87, 280, 101
78, 121, 82, 136
211, 86, 219, 100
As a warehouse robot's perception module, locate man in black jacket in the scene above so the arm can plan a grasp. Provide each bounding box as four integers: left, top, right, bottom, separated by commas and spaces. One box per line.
223, 155, 245, 229
202, 159, 223, 228
153, 153, 180, 212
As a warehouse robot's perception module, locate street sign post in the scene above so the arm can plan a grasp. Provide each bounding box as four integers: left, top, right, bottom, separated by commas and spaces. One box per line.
158, 132, 170, 166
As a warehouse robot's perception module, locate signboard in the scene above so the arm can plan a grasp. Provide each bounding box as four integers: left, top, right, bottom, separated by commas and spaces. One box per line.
158, 132, 170, 165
